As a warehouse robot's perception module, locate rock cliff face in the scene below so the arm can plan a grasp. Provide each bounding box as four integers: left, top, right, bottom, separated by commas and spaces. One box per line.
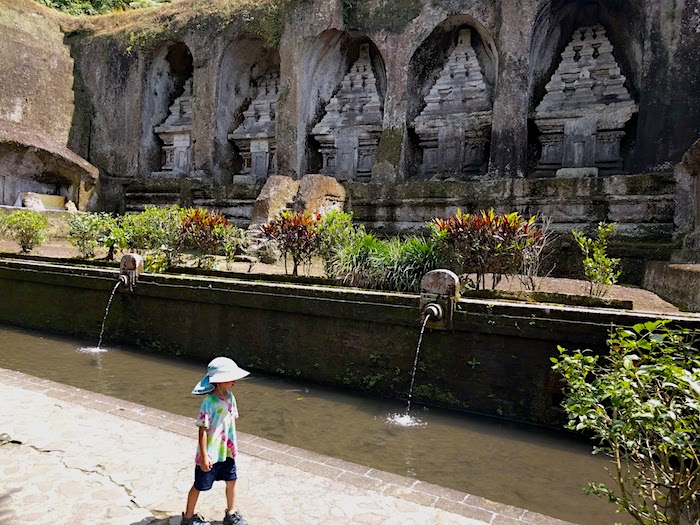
2, 0, 700, 273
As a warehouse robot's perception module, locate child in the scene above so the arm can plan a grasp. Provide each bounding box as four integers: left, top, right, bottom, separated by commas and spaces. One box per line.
181, 357, 250, 525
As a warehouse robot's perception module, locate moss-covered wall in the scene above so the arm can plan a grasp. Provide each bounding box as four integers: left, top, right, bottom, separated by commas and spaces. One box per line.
2, 259, 698, 427
0, 0, 75, 144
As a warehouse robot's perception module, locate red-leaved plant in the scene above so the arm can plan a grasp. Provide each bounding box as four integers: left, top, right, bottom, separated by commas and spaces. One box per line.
261, 211, 321, 276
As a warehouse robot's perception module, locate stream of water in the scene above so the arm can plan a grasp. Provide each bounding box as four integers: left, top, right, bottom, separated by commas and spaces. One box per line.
0, 323, 619, 525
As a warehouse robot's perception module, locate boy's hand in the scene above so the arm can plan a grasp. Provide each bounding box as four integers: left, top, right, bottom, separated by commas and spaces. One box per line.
200, 457, 212, 472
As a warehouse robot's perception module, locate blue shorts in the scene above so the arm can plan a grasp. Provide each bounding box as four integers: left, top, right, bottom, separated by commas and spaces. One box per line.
194, 457, 237, 491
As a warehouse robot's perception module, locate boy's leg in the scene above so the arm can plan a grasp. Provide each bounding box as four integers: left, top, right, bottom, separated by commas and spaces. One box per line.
225, 480, 236, 513
184, 485, 201, 518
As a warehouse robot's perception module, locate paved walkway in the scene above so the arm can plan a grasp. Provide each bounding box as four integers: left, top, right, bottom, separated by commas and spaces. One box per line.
0, 369, 572, 525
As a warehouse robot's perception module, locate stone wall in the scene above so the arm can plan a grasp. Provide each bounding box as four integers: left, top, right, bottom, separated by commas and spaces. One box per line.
1, 259, 698, 428
0, 0, 74, 144
3, 0, 698, 251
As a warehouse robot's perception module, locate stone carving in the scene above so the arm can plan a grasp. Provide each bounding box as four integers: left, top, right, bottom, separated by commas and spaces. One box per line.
534, 25, 637, 177
312, 44, 383, 183
154, 79, 193, 176
229, 72, 279, 185
413, 29, 493, 179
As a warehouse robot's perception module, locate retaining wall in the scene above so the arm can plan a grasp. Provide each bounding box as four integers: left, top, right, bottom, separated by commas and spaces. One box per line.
2, 257, 698, 429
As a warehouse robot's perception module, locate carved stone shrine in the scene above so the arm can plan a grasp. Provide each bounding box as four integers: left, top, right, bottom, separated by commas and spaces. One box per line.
154, 79, 194, 176
534, 25, 638, 177
229, 72, 279, 185
312, 44, 383, 182
413, 29, 492, 179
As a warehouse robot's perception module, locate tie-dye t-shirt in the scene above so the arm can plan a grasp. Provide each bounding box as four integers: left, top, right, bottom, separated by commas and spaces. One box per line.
194, 391, 239, 464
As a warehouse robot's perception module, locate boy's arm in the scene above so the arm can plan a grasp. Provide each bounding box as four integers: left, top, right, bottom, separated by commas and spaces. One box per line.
198, 426, 212, 472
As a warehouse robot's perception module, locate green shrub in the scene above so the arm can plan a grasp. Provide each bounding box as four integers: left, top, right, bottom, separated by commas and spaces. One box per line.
35, 0, 168, 15
121, 205, 184, 256
261, 211, 320, 276
217, 223, 250, 267
0, 213, 8, 237
3, 210, 49, 253
67, 212, 109, 259
316, 210, 360, 276
330, 231, 385, 288
96, 215, 128, 261
572, 222, 621, 297
377, 236, 447, 293
552, 321, 700, 525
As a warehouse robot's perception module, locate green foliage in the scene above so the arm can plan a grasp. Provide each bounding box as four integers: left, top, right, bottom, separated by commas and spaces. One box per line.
96, 215, 128, 261
2, 210, 49, 253
67, 212, 109, 259
552, 321, 700, 525
572, 222, 621, 297
241, 0, 295, 47
329, 230, 385, 288
374, 236, 446, 292
316, 210, 360, 276
0, 213, 8, 237
218, 223, 250, 267
431, 209, 544, 290
261, 211, 320, 276
35, 0, 169, 16
121, 205, 185, 266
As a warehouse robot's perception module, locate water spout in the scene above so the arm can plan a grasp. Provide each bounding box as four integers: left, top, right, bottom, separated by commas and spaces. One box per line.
119, 253, 144, 291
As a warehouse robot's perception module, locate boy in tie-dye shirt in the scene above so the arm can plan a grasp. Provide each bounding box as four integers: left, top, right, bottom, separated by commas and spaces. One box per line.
181, 357, 249, 525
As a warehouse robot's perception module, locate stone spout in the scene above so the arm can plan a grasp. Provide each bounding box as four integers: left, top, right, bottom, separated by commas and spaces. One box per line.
423, 303, 443, 321
419, 270, 460, 330
119, 254, 144, 291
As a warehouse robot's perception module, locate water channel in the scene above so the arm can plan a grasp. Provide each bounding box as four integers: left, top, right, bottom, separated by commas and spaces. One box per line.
0, 323, 619, 525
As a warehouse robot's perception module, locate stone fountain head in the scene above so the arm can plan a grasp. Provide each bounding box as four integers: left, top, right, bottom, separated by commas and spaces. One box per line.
420, 270, 460, 330
119, 253, 144, 291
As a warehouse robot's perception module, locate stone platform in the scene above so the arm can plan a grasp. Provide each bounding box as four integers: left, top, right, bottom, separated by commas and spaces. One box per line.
0, 369, 573, 525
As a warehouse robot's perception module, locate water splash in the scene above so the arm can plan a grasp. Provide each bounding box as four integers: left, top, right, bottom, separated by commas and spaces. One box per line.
386, 412, 426, 427
78, 346, 108, 354
95, 279, 122, 349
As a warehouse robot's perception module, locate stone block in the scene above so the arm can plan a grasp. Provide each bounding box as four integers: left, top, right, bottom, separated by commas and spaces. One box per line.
555, 167, 598, 178
293, 174, 346, 215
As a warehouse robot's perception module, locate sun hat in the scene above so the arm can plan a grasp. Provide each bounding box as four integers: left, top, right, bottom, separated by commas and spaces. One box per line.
192, 357, 250, 394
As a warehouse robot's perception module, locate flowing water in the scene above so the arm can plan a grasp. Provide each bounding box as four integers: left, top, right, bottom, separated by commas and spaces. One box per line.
387, 313, 431, 428
92, 279, 122, 350
0, 323, 619, 525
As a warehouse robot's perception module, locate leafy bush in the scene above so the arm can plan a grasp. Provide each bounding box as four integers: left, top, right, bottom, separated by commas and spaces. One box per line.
552, 321, 700, 525
35, 0, 168, 15
261, 211, 320, 276
2, 210, 49, 253
96, 215, 128, 261
121, 206, 185, 264
328, 230, 385, 288
316, 210, 359, 276
218, 223, 250, 268
374, 236, 447, 292
572, 222, 621, 297
0, 213, 7, 237
431, 209, 543, 289
67, 212, 109, 259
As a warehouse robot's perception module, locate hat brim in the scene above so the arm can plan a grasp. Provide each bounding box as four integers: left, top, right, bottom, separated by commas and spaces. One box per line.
191, 367, 250, 394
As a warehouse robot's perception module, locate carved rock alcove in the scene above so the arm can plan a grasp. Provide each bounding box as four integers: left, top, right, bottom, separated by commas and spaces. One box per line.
228, 72, 279, 185
311, 43, 383, 183
413, 28, 493, 179
153, 78, 194, 176
534, 24, 637, 178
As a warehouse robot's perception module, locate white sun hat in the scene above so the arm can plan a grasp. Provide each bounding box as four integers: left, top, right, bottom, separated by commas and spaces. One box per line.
192, 357, 250, 394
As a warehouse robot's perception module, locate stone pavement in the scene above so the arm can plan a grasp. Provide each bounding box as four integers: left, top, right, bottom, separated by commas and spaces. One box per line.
0, 369, 573, 525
